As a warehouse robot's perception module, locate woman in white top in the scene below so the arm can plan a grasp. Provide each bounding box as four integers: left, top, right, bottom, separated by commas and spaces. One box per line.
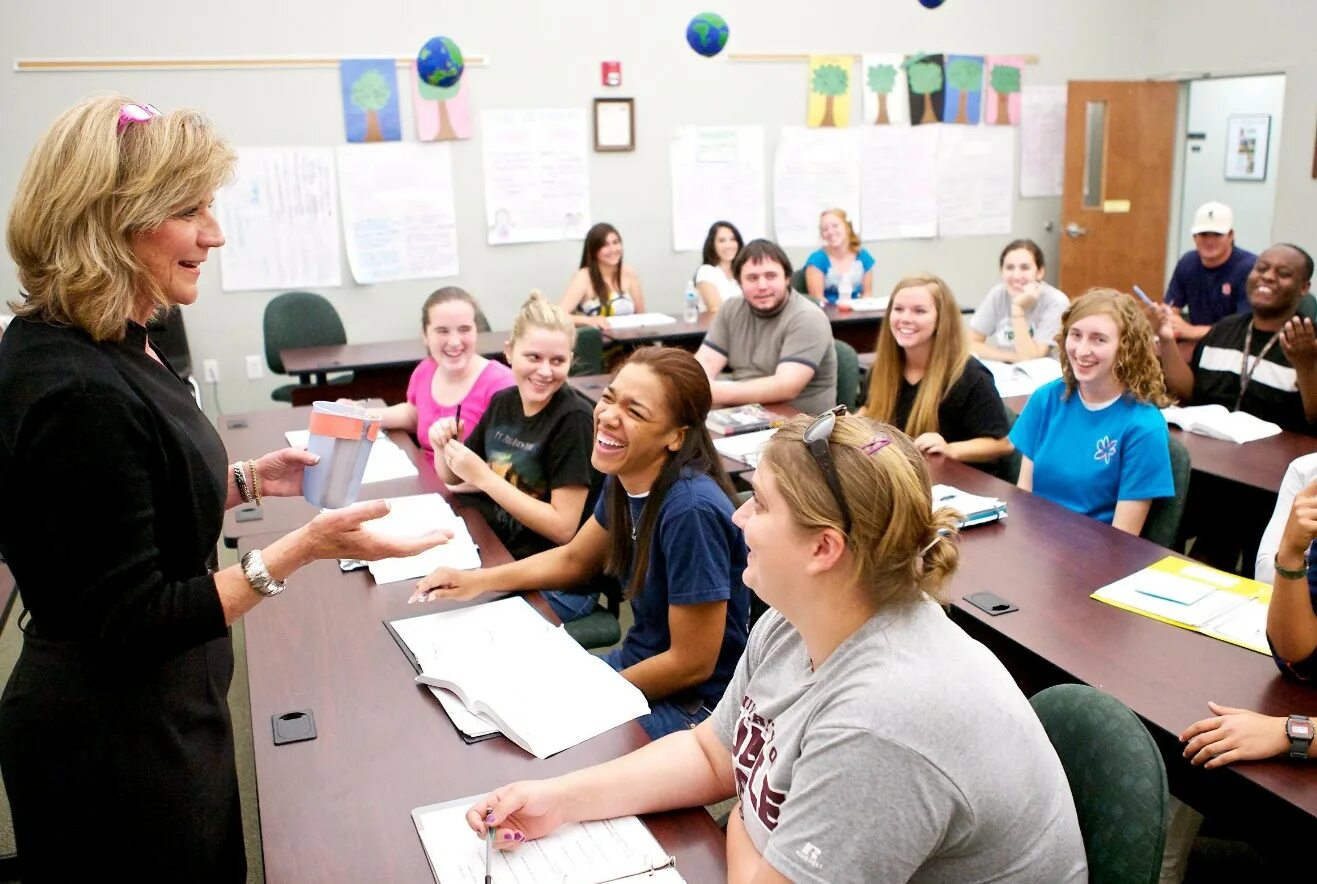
560, 222, 645, 330
693, 220, 743, 313
969, 239, 1070, 363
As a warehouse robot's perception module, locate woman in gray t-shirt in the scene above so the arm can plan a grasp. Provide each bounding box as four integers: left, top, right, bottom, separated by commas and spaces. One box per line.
454, 414, 1087, 884
969, 239, 1069, 363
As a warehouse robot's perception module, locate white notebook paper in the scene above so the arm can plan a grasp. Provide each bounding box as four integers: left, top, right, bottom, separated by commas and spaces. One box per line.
389, 597, 650, 758
603, 312, 679, 330
712, 428, 778, 469
931, 484, 1008, 528
285, 428, 419, 483
842, 296, 889, 312
413, 794, 683, 884
978, 357, 1063, 399
1160, 404, 1282, 444
363, 493, 482, 584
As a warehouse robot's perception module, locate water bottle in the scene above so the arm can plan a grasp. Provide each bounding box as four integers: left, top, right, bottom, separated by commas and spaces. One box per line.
684, 284, 700, 323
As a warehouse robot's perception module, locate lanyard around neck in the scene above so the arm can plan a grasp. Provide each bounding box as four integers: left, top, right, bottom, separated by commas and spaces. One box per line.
1236, 322, 1281, 410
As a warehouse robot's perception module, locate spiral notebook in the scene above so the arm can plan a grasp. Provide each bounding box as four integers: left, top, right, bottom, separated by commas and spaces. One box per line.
412, 795, 684, 884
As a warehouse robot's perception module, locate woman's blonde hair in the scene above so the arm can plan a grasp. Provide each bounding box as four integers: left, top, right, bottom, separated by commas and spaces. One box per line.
1058, 288, 1174, 407
511, 290, 577, 348
760, 414, 961, 605
6, 94, 236, 342
863, 274, 969, 436
820, 208, 861, 254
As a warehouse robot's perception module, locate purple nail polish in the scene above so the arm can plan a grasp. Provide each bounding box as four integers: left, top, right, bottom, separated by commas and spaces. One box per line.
503, 832, 514, 840
485, 812, 495, 824
513, 832, 524, 842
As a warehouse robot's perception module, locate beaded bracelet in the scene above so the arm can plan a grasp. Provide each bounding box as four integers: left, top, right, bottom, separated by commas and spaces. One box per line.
248, 459, 262, 505
232, 462, 252, 503
1274, 553, 1309, 581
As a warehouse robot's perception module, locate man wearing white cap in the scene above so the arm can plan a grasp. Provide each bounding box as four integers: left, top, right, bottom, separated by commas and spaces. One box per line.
1164, 201, 1257, 343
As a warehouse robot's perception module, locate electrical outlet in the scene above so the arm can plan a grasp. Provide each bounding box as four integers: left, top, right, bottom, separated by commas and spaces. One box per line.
203, 359, 220, 383
246, 355, 264, 380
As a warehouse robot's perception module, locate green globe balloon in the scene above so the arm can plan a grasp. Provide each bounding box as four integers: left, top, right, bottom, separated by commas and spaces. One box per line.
686, 12, 729, 58
417, 36, 464, 89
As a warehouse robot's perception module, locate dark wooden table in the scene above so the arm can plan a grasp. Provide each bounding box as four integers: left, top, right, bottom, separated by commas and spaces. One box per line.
281, 331, 511, 406
1002, 393, 1315, 494
239, 533, 728, 883
930, 456, 1317, 838
600, 314, 713, 353
217, 404, 468, 550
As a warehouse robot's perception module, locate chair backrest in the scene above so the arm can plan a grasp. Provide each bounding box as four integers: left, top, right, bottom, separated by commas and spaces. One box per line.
1030, 684, 1168, 884
789, 267, 808, 294
146, 306, 193, 378
263, 291, 347, 375
833, 339, 860, 411
570, 325, 604, 376
999, 407, 1024, 485
1141, 436, 1190, 548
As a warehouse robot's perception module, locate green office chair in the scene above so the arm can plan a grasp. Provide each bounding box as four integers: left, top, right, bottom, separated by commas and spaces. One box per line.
833, 340, 860, 411
562, 576, 624, 650
789, 268, 808, 295
1029, 684, 1168, 884
570, 325, 605, 376
999, 407, 1024, 485
262, 291, 353, 403
1142, 437, 1191, 548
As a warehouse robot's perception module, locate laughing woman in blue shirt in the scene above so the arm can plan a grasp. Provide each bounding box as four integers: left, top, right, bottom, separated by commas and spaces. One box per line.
1010, 289, 1175, 536
412, 346, 750, 739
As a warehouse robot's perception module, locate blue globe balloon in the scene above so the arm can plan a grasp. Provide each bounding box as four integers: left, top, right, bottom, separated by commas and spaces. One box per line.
417, 36, 464, 89
919, 0, 948, 7
686, 12, 729, 58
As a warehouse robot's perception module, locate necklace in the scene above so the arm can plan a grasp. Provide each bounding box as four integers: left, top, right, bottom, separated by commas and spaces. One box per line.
1236, 321, 1282, 411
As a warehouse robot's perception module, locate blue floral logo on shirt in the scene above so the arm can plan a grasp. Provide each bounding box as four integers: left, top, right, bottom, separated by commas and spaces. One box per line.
1094, 435, 1118, 465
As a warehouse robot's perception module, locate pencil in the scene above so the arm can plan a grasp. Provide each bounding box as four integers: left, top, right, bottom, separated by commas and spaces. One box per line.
484, 805, 493, 884
1131, 285, 1155, 307
455, 404, 463, 438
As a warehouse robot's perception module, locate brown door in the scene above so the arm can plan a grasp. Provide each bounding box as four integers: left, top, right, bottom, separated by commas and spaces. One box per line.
1058, 81, 1180, 299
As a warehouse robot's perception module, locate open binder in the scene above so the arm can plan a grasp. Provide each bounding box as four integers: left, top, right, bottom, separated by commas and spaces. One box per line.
412, 796, 684, 884
932, 484, 1007, 528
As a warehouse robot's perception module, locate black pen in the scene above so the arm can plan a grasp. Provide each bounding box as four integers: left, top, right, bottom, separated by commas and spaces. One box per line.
484, 805, 494, 884
455, 404, 463, 439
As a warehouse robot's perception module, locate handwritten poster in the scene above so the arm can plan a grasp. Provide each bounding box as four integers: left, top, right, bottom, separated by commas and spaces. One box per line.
669, 126, 766, 252
861, 53, 910, 126
936, 126, 1015, 237
859, 126, 939, 240
216, 147, 342, 292
773, 127, 861, 247
807, 55, 853, 128
1020, 86, 1067, 197
340, 59, 402, 143
413, 69, 473, 142
336, 143, 459, 284
481, 109, 591, 245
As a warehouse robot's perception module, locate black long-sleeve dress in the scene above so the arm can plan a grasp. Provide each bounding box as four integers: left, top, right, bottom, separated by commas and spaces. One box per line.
0, 317, 243, 882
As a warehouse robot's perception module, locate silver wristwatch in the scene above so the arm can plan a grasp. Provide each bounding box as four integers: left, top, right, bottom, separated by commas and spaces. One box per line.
241, 549, 286, 598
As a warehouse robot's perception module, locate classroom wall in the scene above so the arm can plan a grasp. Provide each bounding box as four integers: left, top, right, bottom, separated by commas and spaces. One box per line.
3, 0, 1151, 413
1144, 0, 1317, 253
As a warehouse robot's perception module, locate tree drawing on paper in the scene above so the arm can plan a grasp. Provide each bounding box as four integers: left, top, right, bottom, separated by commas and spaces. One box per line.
351, 69, 392, 142
990, 64, 1021, 125
431, 81, 460, 141
908, 61, 944, 124
867, 64, 898, 124
946, 57, 983, 124
812, 64, 850, 128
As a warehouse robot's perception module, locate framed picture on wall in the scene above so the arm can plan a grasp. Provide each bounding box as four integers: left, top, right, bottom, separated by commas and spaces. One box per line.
593, 98, 635, 152
1224, 114, 1271, 181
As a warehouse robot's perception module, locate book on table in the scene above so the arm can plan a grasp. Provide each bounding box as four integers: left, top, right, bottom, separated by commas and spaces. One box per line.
978, 357, 1063, 400
705, 403, 786, 437
1160, 404, 1282, 444
932, 484, 1007, 528
413, 794, 684, 883
1090, 555, 1272, 655
387, 597, 650, 758
711, 428, 778, 469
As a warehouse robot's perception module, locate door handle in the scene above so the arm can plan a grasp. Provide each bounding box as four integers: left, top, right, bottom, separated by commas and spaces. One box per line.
1064, 222, 1089, 238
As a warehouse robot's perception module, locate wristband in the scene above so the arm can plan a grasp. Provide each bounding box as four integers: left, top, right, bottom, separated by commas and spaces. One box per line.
1274, 552, 1309, 581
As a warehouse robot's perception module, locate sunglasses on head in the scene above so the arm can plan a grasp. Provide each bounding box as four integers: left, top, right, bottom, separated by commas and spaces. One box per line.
801, 405, 855, 536
116, 103, 161, 136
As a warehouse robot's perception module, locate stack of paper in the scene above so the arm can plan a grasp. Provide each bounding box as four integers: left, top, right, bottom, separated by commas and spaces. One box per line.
1091, 556, 1272, 655
390, 597, 650, 758
363, 493, 481, 584
843, 296, 889, 312
285, 428, 419, 484
604, 312, 679, 330
1160, 404, 1282, 444
413, 795, 683, 883
712, 428, 778, 469
932, 484, 1007, 528
979, 357, 1062, 399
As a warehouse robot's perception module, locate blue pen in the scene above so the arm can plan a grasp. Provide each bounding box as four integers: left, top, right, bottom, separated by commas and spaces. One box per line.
1131, 285, 1155, 307
484, 805, 494, 884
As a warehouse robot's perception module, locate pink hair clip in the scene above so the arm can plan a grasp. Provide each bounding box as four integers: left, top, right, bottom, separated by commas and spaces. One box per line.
117, 102, 161, 135
860, 435, 891, 456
